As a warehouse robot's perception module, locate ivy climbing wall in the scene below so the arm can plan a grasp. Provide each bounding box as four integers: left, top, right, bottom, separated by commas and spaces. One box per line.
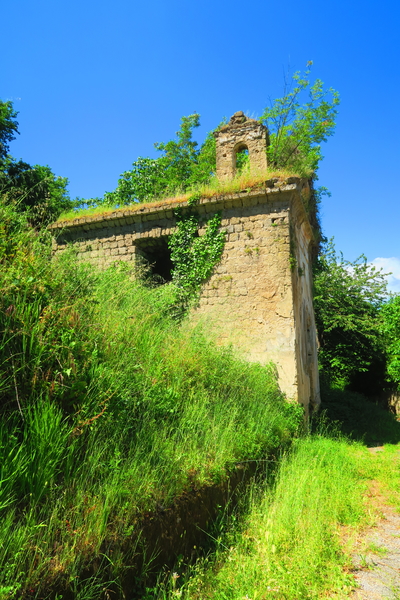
51, 178, 320, 411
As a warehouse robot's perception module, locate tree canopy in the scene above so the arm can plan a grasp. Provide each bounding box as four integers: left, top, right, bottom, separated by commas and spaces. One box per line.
381, 296, 400, 390
0, 158, 71, 224
260, 63, 339, 174
103, 114, 221, 205
96, 64, 339, 208
0, 100, 72, 224
0, 100, 19, 160
313, 240, 388, 392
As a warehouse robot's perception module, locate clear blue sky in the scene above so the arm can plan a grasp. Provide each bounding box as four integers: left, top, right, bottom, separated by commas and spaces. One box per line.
2, 0, 400, 287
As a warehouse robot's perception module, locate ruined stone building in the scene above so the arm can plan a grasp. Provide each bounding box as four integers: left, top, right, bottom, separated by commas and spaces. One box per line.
51, 112, 321, 412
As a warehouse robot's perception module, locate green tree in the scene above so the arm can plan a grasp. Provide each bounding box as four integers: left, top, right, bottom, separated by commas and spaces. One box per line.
187, 126, 220, 187
105, 114, 205, 205
154, 112, 201, 187
0, 99, 72, 224
313, 240, 387, 391
0, 100, 19, 161
103, 156, 169, 205
260, 63, 340, 174
103, 115, 225, 205
0, 158, 72, 225
381, 296, 400, 390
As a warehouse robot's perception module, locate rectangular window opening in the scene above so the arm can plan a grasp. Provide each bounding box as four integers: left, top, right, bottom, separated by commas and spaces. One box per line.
134, 236, 173, 283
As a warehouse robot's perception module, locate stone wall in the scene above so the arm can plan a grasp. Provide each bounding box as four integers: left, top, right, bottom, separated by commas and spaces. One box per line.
52, 203, 177, 270
190, 181, 320, 409
51, 178, 320, 411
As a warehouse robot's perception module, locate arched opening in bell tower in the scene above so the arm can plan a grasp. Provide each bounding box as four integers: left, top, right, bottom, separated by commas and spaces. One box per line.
234, 143, 250, 175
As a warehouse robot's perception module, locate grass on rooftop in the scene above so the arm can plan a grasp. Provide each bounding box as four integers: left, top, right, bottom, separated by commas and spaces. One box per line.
56, 167, 307, 223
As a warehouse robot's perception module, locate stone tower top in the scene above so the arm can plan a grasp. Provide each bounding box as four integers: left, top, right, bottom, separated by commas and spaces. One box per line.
214, 112, 269, 181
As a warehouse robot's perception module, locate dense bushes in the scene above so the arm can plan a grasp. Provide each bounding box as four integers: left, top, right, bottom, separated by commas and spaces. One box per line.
313, 240, 400, 396
381, 295, 400, 390
0, 202, 99, 412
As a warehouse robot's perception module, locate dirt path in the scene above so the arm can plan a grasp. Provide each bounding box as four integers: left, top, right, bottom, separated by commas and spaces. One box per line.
351, 448, 400, 599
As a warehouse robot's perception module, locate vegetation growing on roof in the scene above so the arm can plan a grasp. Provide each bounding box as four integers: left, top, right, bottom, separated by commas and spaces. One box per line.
261, 62, 340, 174
70, 64, 338, 223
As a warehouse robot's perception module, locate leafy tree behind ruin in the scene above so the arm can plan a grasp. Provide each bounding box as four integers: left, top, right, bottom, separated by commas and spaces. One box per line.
313, 240, 388, 393
0, 100, 72, 225
99, 64, 339, 206
0, 100, 19, 160
381, 296, 400, 390
260, 63, 339, 174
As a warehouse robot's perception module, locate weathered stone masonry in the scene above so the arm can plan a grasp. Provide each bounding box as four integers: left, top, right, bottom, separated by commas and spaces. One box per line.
214, 111, 269, 180
51, 179, 320, 411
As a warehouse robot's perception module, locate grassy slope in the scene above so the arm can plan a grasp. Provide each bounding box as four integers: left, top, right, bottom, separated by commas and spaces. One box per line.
152, 435, 363, 600
155, 403, 400, 600
0, 203, 303, 599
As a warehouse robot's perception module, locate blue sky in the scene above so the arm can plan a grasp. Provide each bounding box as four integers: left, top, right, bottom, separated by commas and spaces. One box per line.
2, 0, 399, 289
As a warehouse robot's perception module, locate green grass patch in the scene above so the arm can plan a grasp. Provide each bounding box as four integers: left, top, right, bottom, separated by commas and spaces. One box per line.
153, 435, 367, 600
150, 393, 400, 600
352, 443, 400, 508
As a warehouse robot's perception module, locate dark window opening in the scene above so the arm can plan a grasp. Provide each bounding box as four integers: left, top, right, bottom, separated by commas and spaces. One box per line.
135, 236, 173, 283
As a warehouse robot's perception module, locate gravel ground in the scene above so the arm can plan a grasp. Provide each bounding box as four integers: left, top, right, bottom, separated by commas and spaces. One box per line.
351, 449, 400, 599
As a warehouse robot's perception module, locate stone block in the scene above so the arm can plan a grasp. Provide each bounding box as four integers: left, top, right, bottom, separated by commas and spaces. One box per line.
231, 198, 243, 208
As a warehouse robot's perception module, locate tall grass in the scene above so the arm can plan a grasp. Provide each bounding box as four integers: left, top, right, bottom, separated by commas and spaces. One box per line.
160, 435, 366, 600
0, 201, 303, 599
